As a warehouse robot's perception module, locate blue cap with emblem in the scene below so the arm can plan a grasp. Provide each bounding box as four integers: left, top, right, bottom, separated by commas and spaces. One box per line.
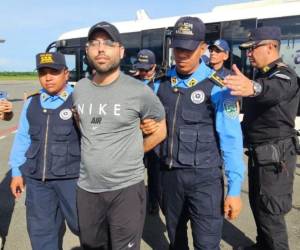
240, 26, 281, 49
36, 52, 67, 70
208, 39, 230, 53
170, 16, 205, 51
134, 49, 156, 70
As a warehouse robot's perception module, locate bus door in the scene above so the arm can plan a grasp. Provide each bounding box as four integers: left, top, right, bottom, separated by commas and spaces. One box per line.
220, 18, 257, 78
56, 37, 87, 83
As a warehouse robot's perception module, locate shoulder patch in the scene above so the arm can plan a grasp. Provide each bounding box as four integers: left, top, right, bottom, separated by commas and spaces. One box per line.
223, 98, 239, 119
209, 72, 225, 88
274, 73, 291, 80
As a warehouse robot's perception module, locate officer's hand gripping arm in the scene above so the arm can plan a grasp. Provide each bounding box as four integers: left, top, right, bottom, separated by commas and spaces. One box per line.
143, 118, 167, 153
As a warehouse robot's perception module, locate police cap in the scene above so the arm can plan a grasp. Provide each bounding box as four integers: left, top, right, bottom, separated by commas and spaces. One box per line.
36, 52, 67, 70
134, 49, 156, 70
240, 26, 281, 49
171, 16, 205, 51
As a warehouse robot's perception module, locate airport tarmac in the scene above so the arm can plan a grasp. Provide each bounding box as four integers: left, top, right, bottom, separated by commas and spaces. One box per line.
0, 80, 299, 250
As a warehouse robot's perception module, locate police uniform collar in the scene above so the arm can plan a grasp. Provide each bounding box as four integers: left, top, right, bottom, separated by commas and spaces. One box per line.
260, 58, 282, 73
40, 85, 71, 102
171, 62, 213, 87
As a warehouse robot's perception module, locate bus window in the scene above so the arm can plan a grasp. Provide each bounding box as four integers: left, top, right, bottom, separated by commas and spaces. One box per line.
205, 22, 221, 45
220, 19, 257, 78
258, 16, 300, 76
57, 50, 77, 82
142, 28, 166, 69
121, 32, 141, 73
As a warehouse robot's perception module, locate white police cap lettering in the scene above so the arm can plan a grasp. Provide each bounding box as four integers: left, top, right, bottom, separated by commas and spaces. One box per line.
191, 90, 205, 104
59, 109, 72, 120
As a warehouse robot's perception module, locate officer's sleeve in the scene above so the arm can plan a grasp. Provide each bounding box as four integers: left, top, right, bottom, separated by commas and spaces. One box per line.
9, 98, 32, 177
153, 81, 161, 95
139, 84, 165, 121
255, 68, 298, 106
211, 86, 245, 196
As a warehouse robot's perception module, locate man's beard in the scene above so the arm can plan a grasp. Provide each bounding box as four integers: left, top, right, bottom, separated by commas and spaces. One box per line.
88, 56, 121, 74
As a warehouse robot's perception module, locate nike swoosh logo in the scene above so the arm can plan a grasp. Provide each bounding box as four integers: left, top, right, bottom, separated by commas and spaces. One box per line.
128, 242, 134, 248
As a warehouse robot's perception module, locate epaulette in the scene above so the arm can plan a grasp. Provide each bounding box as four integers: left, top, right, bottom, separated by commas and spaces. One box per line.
275, 62, 289, 68
209, 72, 225, 88
25, 91, 40, 100
268, 62, 292, 80
268, 70, 291, 80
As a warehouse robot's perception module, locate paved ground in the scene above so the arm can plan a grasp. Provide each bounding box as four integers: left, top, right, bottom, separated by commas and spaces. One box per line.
0, 81, 299, 250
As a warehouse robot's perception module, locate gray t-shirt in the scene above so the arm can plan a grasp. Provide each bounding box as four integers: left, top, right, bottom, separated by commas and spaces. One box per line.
73, 72, 165, 192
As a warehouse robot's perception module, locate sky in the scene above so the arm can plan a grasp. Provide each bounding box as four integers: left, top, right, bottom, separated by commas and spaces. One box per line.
0, 0, 250, 71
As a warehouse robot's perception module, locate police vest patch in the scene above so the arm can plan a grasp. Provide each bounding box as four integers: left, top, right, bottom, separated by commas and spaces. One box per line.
59, 109, 72, 120
171, 77, 177, 87
187, 78, 198, 87
223, 99, 238, 119
191, 90, 205, 104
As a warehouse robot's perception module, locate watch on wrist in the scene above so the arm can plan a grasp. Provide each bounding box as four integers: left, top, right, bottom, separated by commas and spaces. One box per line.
251, 81, 262, 97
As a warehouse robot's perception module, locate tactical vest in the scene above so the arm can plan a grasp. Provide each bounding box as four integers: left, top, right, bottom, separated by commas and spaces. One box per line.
21, 94, 81, 180
158, 79, 223, 169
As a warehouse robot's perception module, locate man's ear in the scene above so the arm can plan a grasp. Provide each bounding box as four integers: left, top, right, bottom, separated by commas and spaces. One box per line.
120, 46, 125, 59
65, 69, 70, 80
198, 42, 207, 56
224, 52, 229, 61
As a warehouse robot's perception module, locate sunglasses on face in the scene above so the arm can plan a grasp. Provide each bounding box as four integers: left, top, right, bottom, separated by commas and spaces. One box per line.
209, 47, 224, 53
248, 42, 278, 52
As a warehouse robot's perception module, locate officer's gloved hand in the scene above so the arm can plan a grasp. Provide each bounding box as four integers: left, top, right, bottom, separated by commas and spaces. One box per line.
224, 195, 242, 220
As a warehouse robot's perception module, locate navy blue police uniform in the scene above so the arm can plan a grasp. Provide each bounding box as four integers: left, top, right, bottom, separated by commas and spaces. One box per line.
157, 16, 244, 250
239, 26, 300, 250
9, 52, 80, 250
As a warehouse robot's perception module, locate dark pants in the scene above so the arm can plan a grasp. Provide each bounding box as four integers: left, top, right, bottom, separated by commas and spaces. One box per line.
161, 167, 224, 250
77, 181, 146, 250
248, 138, 296, 250
25, 177, 79, 250
144, 150, 161, 211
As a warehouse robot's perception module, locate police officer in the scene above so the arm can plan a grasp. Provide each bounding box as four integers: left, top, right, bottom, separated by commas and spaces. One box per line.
134, 49, 162, 215
153, 16, 245, 250
224, 26, 299, 250
9, 52, 80, 250
209, 39, 231, 78
134, 49, 161, 94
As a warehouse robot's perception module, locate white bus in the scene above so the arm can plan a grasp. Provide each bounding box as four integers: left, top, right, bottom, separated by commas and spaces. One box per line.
46, 0, 300, 84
